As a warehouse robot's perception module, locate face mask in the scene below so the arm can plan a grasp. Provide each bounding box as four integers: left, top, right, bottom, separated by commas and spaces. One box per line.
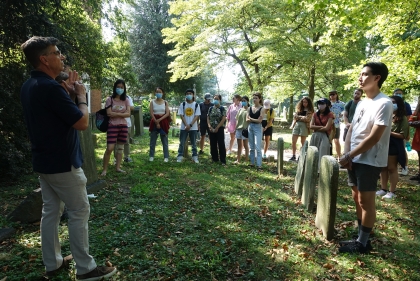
155, 93, 162, 99
186, 94, 193, 101
318, 104, 326, 110
393, 103, 398, 111
116, 88, 124, 95
241, 101, 247, 107
395, 94, 402, 98
213, 100, 220, 105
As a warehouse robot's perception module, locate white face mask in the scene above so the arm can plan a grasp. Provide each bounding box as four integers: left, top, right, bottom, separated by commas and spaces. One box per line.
318, 104, 326, 110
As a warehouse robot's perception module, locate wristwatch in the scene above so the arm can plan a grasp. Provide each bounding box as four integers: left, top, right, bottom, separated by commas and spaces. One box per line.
189, 124, 193, 127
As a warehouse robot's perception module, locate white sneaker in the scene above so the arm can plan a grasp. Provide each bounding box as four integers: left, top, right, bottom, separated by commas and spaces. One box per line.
226, 150, 231, 155
399, 167, 408, 175
164, 158, 169, 163
383, 192, 396, 199
192, 156, 199, 164
376, 189, 387, 196
177, 157, 183, 163
149, 157, 154, 162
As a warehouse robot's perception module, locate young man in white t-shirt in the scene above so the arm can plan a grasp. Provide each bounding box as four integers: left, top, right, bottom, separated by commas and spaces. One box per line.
339, 62, 393, 254
177, 89, 201, 163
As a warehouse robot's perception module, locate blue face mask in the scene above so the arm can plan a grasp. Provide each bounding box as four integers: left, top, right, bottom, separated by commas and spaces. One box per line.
155, 93, 162, 99
213, 100, 220, 105
394, 94, 402, 98
186, 94, 193, 101
241, 101, 247, 107
393, 103, 398, 111
116, 88, 124, 95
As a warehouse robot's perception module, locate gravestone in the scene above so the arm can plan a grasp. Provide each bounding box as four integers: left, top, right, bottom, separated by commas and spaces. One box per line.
7, 188, 42, 223
277, 137, 284, 175
0, 228, 15, 243
315, 156, 339, 240
133, 106, 144, 136
294, 140, 308, 196
301, 146, 319, 212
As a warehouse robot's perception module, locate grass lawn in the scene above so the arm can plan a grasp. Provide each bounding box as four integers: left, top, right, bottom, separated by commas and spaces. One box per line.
1, 126, 419, 281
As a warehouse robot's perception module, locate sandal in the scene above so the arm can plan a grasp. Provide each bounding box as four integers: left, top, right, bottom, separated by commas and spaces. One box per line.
116, 169, 126, 174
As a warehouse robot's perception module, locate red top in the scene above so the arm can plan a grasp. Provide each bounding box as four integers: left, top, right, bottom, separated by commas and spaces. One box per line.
313, 111, 335, 135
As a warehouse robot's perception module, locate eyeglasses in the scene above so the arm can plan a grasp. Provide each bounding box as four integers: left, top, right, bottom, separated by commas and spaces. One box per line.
43, 49, 62, 56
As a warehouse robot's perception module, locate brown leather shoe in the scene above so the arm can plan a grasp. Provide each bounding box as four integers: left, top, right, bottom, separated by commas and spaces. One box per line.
76, 266, 117, 280
46, 254, 73, 277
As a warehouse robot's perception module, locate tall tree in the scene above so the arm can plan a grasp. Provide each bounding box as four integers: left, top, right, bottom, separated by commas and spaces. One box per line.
0, 0, 107, 180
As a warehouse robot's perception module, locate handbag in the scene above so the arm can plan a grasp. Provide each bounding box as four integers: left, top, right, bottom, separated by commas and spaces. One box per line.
316, 113, 335, 143
241, 129, 249, 138
95, 97, 112, 132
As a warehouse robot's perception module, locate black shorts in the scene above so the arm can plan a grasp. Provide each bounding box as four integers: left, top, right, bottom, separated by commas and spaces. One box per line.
388, 141, 398, 156
347, 162, 382, 191
200, 122, 210, 136
333, 127, 340, 139
262, 120, 273, 137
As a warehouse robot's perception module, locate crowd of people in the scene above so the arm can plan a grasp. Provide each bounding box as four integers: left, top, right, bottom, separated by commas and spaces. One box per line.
18, 35, 420, 280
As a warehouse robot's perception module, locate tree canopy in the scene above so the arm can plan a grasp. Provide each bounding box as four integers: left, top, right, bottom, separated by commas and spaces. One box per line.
162, 0, 420, 102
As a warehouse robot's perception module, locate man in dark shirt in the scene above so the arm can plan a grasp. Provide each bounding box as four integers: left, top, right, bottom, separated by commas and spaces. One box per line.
199, 93, 214, 154
20, 36, 116, 280
343, 88, 363, 141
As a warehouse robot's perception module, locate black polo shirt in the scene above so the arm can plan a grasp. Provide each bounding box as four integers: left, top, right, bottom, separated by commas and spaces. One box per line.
21, 70, 83, 174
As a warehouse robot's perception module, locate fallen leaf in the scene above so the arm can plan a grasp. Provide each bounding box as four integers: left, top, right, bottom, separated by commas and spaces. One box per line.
348, 268, 355, 273
105, 261, 113, 267
323, 263, 334, 270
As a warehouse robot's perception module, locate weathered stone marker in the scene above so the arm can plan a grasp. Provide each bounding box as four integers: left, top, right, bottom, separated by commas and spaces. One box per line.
315, 156, 339, 240
301, 146, 319, 212
133, 106, 144, 136
277, 137, 284, 175
294, 140, 308, 196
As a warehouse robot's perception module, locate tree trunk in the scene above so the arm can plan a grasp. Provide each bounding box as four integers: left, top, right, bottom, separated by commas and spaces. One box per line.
308, 65, 315, 101
288, 95, 294, 122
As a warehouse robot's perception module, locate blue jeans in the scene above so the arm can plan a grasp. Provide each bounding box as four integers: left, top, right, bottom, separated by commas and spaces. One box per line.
177, 129, 198, 157
248, 123, 262, 167
149, 130, 169, 158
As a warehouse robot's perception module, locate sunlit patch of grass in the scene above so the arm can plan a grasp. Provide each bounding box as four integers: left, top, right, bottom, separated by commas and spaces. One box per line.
1, 128, 420, 280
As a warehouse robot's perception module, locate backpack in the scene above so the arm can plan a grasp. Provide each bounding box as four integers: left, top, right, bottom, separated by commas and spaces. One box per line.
95, 98, 112, 132
182, 101, 199, 115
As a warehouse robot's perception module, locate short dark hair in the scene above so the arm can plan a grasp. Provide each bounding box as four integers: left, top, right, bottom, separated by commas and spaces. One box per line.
112, 79, 127, 101
185, 89, 195, 95
363, 62, 388, 88
393, 88, 404, 94
21, 36, 59, 68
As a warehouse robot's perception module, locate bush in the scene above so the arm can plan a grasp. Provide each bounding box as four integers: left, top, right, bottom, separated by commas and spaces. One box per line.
141, 99, 151, 126
0, 65, 33, 182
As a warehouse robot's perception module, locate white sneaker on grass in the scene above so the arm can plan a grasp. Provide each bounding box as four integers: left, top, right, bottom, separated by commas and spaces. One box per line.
177, 157, 183, 163
383, 192, 396, 199
376, 189, 387, 196
399, 167, 408, 175
164, 158, 169, 163
192, 156, 199, 164
149, 157, 154, 162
